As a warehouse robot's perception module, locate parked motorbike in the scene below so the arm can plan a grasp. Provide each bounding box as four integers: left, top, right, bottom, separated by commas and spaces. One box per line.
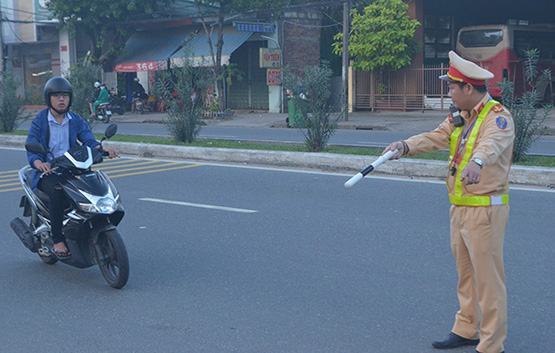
132, 97, 148, 114
10, 124, 129, 289
95, 103, 112, 123
109, 94, 126, 116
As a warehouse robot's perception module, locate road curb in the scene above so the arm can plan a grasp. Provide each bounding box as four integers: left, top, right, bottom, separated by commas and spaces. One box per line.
2, 135, 554, 187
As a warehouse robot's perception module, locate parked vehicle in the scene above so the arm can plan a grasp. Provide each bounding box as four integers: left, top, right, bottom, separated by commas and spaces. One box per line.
132, 97, 150, 114
456, 23, 555, 102
109, 94, 126, 116
10, 124, 129, 289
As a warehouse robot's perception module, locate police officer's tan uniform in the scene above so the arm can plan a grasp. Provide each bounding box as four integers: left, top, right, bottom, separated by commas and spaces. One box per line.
402, 52, 514, 353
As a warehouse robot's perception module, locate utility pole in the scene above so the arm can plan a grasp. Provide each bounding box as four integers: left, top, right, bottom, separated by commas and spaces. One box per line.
0, 6, 4, 73
341, 0, 350, 121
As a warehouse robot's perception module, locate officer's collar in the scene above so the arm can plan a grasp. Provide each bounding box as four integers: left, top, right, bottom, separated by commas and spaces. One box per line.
461, 94, 491, 120
471, 94, 492, 117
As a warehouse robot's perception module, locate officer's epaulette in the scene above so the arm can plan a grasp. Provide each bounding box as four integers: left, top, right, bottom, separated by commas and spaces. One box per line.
491, 104, 505, 113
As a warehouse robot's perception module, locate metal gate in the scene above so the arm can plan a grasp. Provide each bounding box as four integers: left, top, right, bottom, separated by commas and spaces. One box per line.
353, 65, 451, 111
227, 41, 269, 110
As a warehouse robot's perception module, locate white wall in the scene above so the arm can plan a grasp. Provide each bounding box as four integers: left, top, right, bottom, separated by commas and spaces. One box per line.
58, 27, 75, 77
103, 72, 118, 92
264, 27, 282, 113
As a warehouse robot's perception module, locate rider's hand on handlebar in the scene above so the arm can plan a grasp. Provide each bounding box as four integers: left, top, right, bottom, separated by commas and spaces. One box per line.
103, 147, 119, 159
33, 160, 52, 174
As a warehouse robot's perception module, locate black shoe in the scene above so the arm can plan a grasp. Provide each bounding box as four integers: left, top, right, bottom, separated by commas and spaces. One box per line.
432, 332, 479, 349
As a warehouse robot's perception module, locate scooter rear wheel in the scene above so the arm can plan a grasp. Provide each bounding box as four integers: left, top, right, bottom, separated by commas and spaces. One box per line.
96, 229, 129, 289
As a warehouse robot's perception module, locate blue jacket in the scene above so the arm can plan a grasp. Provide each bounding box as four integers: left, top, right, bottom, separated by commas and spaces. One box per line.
26, 109, 100, 189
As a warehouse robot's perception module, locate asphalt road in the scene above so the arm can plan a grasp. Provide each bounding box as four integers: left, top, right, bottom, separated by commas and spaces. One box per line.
18, 120, 555, 156
1, 147, 554, 353
93, 122, 555, 156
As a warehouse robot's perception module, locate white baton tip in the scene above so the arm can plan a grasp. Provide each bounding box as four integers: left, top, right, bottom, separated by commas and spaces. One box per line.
344, 173, 363, 188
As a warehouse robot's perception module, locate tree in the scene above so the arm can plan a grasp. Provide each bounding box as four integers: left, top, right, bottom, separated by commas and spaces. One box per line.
498, 49, 552, 162
333, 0, 420, 71
0, 73, 26, 133
285, 64, 339, 152
155, 64, 210, 143
48, 0, 173, 68
193, 0, 291, 110
66, 57, 102, 121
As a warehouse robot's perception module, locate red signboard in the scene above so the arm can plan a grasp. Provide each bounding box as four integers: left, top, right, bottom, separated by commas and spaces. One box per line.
266, 68, 282, 86
114, 61, 166, 72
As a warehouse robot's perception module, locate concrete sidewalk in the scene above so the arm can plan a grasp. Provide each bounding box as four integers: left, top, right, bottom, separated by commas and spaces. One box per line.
110, 108, 555, 135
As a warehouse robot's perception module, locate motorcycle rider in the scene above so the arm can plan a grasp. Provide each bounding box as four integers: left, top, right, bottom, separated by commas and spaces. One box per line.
131, 77, 148, 112
132, 77, 147, 100
26, 76, 118, 257
91, 81, 110, 117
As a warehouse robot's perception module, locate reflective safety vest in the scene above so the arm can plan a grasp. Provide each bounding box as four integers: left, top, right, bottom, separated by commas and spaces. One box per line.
448, 99, 509, 206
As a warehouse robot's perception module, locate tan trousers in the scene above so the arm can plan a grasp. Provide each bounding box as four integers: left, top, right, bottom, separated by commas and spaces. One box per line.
449, 205, 509, 353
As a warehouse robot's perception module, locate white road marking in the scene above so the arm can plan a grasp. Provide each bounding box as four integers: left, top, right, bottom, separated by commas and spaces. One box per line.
139, 197, 258, 213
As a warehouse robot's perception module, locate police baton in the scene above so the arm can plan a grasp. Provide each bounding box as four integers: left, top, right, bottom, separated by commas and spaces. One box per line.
344, 150, 398, 188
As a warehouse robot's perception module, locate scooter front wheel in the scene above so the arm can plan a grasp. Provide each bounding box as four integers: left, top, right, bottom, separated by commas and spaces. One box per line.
96, 229, 129, 289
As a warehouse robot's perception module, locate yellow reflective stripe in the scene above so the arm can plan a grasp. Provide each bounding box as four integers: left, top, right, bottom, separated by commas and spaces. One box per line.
449, 194, 509, 206
449, 126, 462, 161
448, 100, 509, 206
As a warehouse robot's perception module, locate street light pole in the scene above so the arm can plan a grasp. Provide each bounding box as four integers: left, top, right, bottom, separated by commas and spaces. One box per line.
261, 35, 284, 113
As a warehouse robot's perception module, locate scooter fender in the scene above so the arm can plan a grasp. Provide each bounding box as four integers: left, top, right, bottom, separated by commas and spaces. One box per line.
61, 223, 118, 268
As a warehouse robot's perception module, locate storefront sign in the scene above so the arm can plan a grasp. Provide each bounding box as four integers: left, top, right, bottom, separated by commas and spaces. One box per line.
234, 21, 275, 33
260, 48, 281, 68
267, 68, 282, 86
114, 61, 167, 72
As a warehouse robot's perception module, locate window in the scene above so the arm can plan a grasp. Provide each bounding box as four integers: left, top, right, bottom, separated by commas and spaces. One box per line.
459, 30, 503, 48
424, 16, 453, 63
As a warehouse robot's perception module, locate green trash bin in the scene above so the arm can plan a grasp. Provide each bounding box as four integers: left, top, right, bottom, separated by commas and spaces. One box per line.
287, 98, 305, 128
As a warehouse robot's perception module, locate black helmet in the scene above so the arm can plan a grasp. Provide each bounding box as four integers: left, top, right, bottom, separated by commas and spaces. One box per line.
44, 76, 73, 113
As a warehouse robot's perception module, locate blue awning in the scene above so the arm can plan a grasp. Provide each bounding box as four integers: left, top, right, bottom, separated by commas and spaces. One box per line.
170, 27, 252, 67
114, 29, 189, 72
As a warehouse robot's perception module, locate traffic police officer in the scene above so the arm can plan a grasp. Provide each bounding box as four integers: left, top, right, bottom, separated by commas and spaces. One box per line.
385, 51, 514, 353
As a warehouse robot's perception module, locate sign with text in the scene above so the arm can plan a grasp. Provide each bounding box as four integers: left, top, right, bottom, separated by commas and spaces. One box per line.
234, 22, 275, 33
114, 61, 167, 72
266, 68, 282, 86
259, 48, 281, 68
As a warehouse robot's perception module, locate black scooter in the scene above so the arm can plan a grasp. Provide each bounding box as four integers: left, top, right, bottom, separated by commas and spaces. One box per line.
10, 124, 129, 289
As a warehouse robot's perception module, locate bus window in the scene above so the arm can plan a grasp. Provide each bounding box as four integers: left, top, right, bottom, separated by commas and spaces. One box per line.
459, 29, 503, 48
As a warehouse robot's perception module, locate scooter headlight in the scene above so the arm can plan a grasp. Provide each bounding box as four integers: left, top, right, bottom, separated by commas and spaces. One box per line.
96, 197, 117, 214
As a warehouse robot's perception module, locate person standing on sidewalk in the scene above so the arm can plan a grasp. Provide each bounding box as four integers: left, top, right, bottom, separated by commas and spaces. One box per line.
384, 51, 514, 353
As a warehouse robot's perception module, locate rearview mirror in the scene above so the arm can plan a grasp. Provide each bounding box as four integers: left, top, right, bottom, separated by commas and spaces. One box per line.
104, 124, 118, 139
25, 143, 46, 155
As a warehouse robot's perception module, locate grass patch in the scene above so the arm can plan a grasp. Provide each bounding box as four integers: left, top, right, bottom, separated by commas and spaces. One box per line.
5, 130, 555, 168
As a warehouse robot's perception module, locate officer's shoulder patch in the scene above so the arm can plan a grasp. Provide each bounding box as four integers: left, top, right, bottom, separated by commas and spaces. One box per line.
496, 116, 508, 129
492, 104, 504, 113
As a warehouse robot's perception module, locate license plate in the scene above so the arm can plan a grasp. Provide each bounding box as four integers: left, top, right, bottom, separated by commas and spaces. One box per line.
106, 110, 112, 115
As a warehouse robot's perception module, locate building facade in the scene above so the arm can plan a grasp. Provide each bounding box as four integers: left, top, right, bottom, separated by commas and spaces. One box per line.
351, 0, 555, 111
